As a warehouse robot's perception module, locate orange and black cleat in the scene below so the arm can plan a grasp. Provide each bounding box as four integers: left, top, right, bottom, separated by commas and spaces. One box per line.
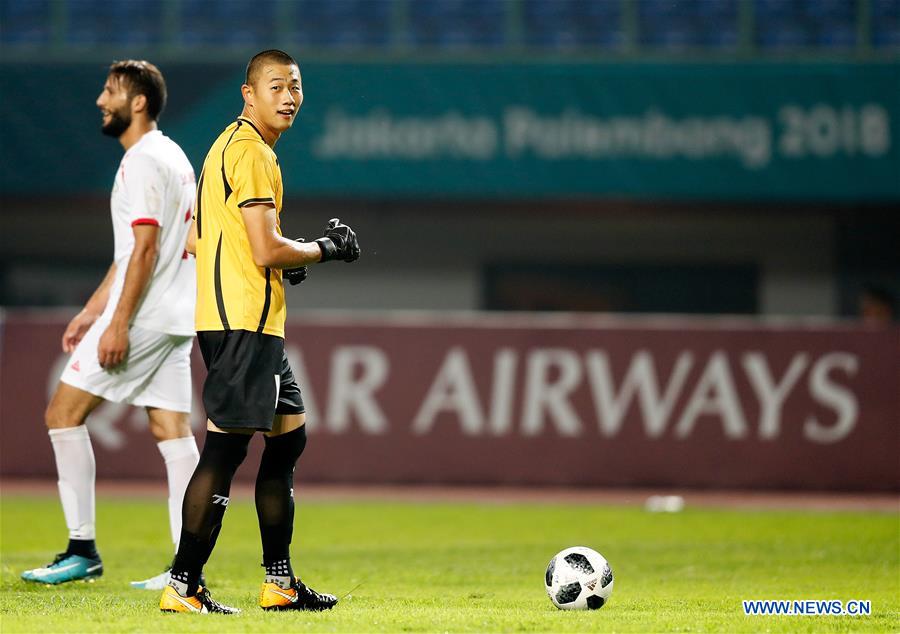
259, 577, 337, 611
160, 584, 240, 614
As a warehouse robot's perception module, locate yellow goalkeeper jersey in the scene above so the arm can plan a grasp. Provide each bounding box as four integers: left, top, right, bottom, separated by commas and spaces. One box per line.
194, 117, 286, 337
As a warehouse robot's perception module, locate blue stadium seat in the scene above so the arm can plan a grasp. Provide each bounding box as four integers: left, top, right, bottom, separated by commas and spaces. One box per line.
639, 0, 682, 18
803, 0, 855, 20
639, 0, 738, 51
755, 0, 815, 49
0, 0, 888, 54
523, 0, 624, 51
873, 0, 900, 19
754, 0, 800, 20
705, 29, 739, 48
755, 0, 862, 50
67, 0, 163, 47
289, 0, 392, 49
408, 0, 507, 49
0, 0, 51, 45
757, 22, 814, 48
696, 0, 740, 18
817, 21, 856, 48
872, 0, 900, 48
179, 0, 276, 48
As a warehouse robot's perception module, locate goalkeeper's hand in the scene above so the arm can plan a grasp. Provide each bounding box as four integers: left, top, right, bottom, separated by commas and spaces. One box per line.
283, 238, 309, 285
315, 218, 360, 263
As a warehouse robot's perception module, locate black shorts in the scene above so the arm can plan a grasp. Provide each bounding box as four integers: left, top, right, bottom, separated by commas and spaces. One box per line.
197, 330, 304, 431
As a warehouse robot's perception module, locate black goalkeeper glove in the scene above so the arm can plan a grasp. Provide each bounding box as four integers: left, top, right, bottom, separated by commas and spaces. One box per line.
315, 218, 360, 263
283, 238, 309, 286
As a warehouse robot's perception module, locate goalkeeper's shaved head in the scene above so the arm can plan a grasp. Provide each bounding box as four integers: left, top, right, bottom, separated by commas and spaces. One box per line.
245, 49, 298, 88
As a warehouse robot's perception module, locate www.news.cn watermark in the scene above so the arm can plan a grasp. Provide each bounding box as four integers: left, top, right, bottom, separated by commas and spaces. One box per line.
743, 600, 872, 616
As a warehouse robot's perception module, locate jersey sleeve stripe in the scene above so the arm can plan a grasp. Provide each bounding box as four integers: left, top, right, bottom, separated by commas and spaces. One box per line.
131, 218, 160, 227
237, 197, 276, 208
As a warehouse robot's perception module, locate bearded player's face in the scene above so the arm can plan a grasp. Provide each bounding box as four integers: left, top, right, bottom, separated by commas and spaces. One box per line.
250, 63, 303, 134
96, 75, 133, 138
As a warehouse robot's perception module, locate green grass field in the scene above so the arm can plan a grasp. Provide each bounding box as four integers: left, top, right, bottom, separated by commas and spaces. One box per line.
1, 492, 897, 632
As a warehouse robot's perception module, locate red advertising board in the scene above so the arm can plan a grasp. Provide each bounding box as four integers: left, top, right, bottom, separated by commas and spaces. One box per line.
1, 311, 897, 491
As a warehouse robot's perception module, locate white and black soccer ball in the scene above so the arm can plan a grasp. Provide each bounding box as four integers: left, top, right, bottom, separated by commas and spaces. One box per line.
545, 546, 614, 610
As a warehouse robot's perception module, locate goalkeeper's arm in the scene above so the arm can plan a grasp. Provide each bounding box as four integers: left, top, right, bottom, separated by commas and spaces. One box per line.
241, 203, 326, 269
241, 205, 360, 269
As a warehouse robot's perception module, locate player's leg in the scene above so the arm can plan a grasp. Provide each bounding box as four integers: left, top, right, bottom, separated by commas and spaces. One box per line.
165, 330, 259, 602
130, 407, 199, 590
163, 330, 293, 614
160, 420, 251, 613
21, 382, 104, 584
143, 336, 199, 555
24, 321, 184, 585
149, 408, 197, 552
257, 414, 305, 591
167, 422, 252, 588
91, 327, 201, 589
257, 353, 337, 611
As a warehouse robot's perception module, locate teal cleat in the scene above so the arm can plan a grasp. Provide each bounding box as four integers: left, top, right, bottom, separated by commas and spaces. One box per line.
21, 553, 103, 585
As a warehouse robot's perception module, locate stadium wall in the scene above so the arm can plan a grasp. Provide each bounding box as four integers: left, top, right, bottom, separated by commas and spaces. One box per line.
2, 61, 898, 201
0, 200, 839, 316
1, 311, 897, 492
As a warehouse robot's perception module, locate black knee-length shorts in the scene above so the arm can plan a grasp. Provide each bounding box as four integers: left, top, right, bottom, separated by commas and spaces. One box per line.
197, 330, 304, 431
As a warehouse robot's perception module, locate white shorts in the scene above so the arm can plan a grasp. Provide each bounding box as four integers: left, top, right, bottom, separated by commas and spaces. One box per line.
60, 319, 194, 413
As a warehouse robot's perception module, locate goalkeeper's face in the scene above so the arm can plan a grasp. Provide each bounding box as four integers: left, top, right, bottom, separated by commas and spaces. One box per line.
247, 63, 303, 135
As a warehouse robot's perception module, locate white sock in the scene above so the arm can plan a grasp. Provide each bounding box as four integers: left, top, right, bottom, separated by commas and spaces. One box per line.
157, 436, 200, 550
49, 426, 96, 541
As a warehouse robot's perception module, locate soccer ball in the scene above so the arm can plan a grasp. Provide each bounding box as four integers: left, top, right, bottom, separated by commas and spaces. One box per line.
545, 546, 614, 610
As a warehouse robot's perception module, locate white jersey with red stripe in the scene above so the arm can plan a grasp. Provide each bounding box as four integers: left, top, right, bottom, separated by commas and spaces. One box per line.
102, 129, 196, 336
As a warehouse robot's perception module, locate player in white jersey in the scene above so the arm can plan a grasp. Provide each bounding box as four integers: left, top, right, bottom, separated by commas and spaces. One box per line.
21, 61, 200, 590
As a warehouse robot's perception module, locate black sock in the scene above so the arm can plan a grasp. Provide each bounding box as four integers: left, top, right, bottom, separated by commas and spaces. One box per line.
66, 538, 99, 560
264, 557, 295, 589
265, 558, 293, 577
256, 426, 306, 583
170, 430, 251, 595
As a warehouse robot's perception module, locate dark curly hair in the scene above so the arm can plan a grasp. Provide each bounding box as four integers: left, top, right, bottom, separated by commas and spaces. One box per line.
108, 59, 167, 121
